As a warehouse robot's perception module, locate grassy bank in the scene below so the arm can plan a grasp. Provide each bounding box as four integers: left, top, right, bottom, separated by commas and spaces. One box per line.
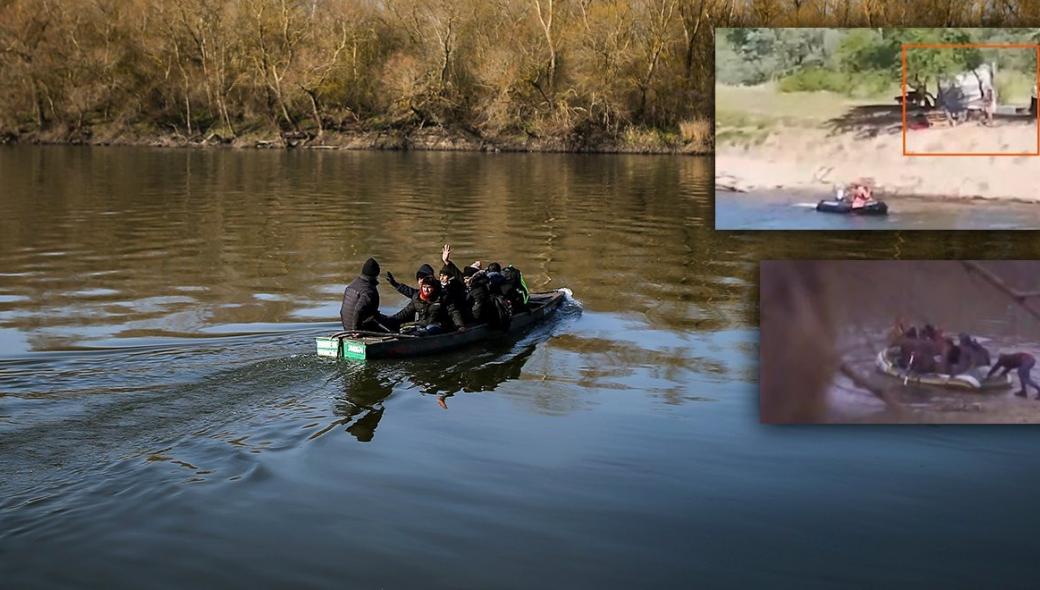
714, 83, 897, 147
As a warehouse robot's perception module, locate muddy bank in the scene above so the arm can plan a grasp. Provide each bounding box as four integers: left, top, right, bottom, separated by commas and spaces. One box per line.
0, 124, 710, 155
716, 123, 1040, 201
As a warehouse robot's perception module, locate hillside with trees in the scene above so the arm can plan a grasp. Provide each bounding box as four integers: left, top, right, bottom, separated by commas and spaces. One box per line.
717, 27, 1039, 103
2, 0, 1040, 152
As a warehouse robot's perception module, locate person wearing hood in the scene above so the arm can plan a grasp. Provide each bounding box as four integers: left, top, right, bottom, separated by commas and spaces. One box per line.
390, 276, 455, 335
484, 262, 505, 292
386, 263, 435, 299
340, 258, 391, 332
463, 266, 495, 327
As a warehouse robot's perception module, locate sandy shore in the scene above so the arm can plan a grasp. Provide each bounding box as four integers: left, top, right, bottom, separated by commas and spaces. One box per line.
717, 122, 1040, 201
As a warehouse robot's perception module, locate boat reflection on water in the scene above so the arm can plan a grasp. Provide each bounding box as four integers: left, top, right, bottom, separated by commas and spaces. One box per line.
327, 341, 541, 442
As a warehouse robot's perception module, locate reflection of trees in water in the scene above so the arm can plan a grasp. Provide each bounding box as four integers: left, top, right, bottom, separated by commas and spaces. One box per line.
761, 261, 1040, 423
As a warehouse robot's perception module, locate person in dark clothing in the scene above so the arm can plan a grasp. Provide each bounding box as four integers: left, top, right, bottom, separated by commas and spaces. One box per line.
498, 265, 529, 312
340, 258, 392, 332
436, 244, 471, 328
987, 352, 1040, 398
957, 333, 991, 373
439, 263, 469, 327
483, 262, 506, 293
386, 263, 434, 299
391, 276, 460, 335
463, 267, 495, 326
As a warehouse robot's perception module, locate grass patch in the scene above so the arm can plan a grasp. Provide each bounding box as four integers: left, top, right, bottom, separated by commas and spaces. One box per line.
777, 68, 894, 99
619, 126, 682, 152
996, 69, 1037, 105
716, 83, 873, 122
679, 118, 712, 150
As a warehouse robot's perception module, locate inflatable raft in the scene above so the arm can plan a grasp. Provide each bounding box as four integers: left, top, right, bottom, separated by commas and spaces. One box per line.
816, 199, 888, 215
875, 347, 1012, 391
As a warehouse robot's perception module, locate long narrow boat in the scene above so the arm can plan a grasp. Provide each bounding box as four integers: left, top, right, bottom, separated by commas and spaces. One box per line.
316, 290, 567, 360
875, 347, 1012, 391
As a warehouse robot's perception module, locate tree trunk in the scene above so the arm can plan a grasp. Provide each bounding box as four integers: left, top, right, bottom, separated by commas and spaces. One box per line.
306, 88, 323, 137
31, 77, 46, 130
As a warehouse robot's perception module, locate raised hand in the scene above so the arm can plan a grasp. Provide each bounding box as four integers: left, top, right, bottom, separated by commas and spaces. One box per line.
385, 271, 398, 287
442, 243, 452, 264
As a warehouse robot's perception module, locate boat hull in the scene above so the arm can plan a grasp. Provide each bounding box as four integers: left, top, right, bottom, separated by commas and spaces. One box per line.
317, 290, 566, 360
816, 200, 888, 215
875, 347, 1012, 391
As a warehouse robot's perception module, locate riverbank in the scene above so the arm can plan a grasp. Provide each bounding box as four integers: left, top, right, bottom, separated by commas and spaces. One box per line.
716, 84, 1040, 202
0, 122, 712, 155
716, 123, 1040, 201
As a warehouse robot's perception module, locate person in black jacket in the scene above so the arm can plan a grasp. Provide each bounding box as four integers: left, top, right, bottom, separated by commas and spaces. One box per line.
438, 263, 470, 324
390, 277, 460, 335
386, 263, 434, 299
340, 258, 393, 332
463, 266, 495, 327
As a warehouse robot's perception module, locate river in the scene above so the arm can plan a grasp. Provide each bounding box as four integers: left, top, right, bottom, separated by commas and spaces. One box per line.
716, 190, 1040, 230
2, 146, 1040, 588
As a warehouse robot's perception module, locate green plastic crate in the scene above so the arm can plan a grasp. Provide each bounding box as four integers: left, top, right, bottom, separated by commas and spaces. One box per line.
342, 339, 367, 360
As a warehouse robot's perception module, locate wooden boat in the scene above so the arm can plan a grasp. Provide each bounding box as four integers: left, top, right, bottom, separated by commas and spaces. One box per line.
816, 199, 888, 215
316, 290, 567, 360
875, 347, 1012, 391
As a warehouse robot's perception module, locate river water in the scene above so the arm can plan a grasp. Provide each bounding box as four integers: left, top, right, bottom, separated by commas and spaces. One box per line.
716, 190, 1040, 230
3, 146, 1040, 588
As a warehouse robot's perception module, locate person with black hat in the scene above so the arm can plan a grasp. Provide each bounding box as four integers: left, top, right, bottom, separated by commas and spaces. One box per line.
437, 244, 471, 329
340, 257, 392, 332
386, 263, 434, 299
390, 276, 454, 335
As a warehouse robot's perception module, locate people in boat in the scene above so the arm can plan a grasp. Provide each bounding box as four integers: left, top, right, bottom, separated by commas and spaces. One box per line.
940, 337, 963, 375
496, 265, 529, 312
958, 333, 992, 372
986, 352, 1040, 398
438, 244, 472, 327
485, 262, 506, 292
462, 265, 495, 326
896, 334, 941, 373
340, 258, 394, 332
848, 183, 873, 209
386, 263, 434, 299
390, 276, 456, 336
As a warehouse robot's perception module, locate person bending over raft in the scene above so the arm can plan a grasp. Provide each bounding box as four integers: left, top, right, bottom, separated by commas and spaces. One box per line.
390, 276, 459, 336
987, 353, 1040, 398
340, 258, 395, 332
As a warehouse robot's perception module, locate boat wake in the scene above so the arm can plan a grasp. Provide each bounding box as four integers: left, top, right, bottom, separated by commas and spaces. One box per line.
558, 287, 583, 309
793, 202, 819, 208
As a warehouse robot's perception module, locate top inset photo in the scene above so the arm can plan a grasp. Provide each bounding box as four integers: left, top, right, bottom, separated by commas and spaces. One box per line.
715, 28, 1040, 230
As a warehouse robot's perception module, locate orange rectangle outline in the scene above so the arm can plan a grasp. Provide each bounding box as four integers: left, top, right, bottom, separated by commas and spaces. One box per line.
901, 43, 1040, 157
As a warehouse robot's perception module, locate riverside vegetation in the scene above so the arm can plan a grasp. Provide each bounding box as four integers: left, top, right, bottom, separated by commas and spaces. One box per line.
4, 0, 1040, 154
0, 0, 718, 153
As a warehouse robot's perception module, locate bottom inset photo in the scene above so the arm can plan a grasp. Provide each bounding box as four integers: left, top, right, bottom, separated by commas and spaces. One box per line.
761, 260, 1040, 424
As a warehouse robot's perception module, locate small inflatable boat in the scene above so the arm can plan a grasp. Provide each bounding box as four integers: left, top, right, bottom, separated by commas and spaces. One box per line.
816, 199, 888, 215
875, 347, 1012, 391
